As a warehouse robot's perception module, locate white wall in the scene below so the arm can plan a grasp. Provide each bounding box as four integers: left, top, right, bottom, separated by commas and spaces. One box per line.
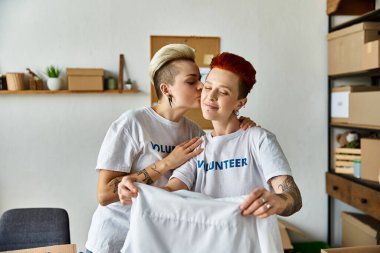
0, 0, 327, 251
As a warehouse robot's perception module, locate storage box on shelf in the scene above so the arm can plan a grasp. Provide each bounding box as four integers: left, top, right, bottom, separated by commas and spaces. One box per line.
361, 138, 380, 182
327, 0, 375, 16
349, 91, 380, 127
334, 148, 361, 175
67, 68, 104, 91
328, 22, 380, 76
331, 85, 380, 124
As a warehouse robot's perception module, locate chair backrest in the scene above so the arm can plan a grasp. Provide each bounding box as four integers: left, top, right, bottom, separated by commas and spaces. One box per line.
0, 208, 70, 251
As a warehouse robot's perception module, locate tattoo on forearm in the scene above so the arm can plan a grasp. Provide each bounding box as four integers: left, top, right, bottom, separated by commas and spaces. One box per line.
111, 178, 121, 194
137, 169, 154, 185
277, 193, 288, 202
277, 176, 302, 216
150, 164, 161, 175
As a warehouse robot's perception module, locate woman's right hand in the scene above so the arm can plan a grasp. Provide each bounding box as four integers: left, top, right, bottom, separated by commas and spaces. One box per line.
118, 176, 139, 205
163, 137, 203, 170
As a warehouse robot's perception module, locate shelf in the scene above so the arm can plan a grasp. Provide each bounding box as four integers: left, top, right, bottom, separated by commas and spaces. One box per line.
330, 122, 380, 131
328, 68, 380, 79
326, 172, 380, 220
0, 89, 140, 95
328, 171, 380, 191
330, 8, 380, 32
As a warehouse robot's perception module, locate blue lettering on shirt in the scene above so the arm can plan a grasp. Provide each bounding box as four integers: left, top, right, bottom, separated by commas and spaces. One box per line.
150, 141, 175, 154
197, 158, 248, 172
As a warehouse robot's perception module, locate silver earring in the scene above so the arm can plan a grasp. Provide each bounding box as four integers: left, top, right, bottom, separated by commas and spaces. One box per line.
234, 110, 239, 116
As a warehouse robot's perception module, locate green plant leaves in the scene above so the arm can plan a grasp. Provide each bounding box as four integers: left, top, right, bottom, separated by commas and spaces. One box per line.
46, 65, 60, 78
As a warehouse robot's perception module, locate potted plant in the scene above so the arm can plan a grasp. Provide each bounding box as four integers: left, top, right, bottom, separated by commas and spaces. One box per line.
46, 65, 62, 90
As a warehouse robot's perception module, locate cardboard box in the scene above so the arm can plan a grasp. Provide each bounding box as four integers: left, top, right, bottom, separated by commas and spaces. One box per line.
67, 68, 104, 91
321, 245, 380, 253
361, 138, 380, 182
1, 244, 76, 253
327, 0, 375, 16
331, 86, 380, 123
278, 219, 305, 250
328, 22, 380, 75
341, 212, 380, 247
349, 91, 380, 127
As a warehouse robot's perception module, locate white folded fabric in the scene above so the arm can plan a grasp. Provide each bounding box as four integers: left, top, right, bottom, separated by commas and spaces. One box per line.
121, 184, 282, 253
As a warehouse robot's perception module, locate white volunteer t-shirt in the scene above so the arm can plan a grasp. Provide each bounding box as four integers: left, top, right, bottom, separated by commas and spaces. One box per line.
85, 107, 203, 253
122, 183, 279, 253
171, 127, 292, 252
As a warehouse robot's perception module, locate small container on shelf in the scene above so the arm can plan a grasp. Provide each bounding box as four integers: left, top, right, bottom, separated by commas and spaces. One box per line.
353, 159, 361, 178
6, 73, 24, 90
0, 74, 7, 90
334, 148, 361, 175
105, 77, 117, 90
124, 78, 134, 90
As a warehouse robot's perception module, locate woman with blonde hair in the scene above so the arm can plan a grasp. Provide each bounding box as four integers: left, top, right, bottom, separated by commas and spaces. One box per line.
85, 44, 254, 253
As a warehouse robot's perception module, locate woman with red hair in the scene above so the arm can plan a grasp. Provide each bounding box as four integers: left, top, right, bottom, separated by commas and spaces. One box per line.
86, 45, 256, 253
120, 52, 302, 252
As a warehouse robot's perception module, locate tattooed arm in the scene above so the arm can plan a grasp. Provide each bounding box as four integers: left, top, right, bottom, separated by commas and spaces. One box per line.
97, 170, 127, 206
240, 175, 302, 218
97, 160, 175, 206
97, 159, 186, 206
97, 137, 202, 206
118, 137, 203, 205
270, 175, 302, 216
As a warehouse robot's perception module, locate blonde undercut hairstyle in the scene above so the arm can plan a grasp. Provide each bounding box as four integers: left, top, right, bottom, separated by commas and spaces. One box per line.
149, 44, 195, 100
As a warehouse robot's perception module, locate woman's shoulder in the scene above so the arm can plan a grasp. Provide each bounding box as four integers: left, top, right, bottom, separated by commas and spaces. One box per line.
118, 107, 148, 120
244, 126, 277, 142
245, 126, 274, 136
111, 107, 151, 131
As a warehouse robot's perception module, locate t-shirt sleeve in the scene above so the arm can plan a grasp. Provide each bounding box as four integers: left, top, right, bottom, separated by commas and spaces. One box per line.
170, 158, 197, 190
96, 121, 139, 173
258, 131, 292, 182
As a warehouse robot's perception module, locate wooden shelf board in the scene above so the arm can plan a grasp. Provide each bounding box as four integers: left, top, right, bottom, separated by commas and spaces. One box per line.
328, 68, 380, 79
330, 8, 380, 32
327, 171, 380, 192
0, 89, 140, 95
330, 122, 380, 131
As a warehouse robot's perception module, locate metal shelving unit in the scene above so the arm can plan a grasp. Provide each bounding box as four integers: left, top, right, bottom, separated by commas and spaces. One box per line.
326, 7, 380, 245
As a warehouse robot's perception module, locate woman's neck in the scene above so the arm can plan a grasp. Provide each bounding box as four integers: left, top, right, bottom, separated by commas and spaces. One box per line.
211, 115, 240, 137
152, 103, 188, 122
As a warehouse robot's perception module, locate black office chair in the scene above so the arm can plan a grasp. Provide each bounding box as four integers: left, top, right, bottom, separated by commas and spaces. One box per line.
0, 208, 70, 251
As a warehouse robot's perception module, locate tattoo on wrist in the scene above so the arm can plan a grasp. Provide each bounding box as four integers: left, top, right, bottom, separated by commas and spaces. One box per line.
111, 178, 121, 194
137, 169, 154, 185
150, 163, 161, 175
277, 176, 302, 216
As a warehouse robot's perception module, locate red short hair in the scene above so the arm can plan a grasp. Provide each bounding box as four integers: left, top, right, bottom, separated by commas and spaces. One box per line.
210, 52, 256, 98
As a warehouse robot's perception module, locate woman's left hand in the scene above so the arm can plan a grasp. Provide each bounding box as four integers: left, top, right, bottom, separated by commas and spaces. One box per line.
240, 187, 286, 218
238, 116, 259, 130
